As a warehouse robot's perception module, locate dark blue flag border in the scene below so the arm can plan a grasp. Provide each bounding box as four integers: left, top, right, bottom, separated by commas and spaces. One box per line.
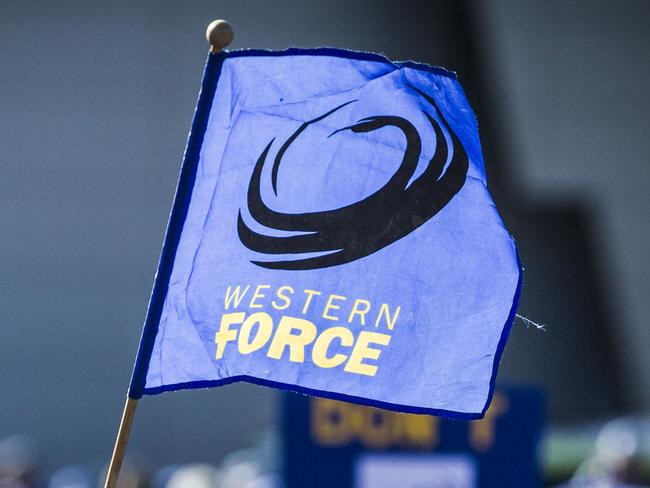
128, 47, 522, 420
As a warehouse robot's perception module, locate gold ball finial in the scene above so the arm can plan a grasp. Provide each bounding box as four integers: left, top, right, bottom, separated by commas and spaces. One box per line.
206, 19, 234, 53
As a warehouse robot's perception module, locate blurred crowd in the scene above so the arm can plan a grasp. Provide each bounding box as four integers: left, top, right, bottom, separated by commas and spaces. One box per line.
546, 417, 650, 488
0, 433, 282, 488
2, 417, 650, 488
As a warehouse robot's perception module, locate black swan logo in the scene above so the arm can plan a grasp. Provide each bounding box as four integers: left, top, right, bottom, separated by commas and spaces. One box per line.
237, 85, 469, 270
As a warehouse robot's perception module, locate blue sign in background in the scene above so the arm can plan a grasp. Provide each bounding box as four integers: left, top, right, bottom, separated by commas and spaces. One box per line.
282, 386, 545, 488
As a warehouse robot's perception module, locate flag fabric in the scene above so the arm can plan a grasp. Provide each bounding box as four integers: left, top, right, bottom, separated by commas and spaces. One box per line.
128, 48, 521, 419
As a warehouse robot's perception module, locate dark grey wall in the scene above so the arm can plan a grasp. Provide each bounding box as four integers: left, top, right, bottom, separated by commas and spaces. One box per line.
477, 0, 650, 410
0, 0, 478, 471
1, 0, 648, 471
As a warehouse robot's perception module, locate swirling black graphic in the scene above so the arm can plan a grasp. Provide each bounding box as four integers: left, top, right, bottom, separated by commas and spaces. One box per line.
237, 86, 469, 270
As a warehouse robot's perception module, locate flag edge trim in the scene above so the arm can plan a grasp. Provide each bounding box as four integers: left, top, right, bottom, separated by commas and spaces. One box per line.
222, 46, 457, 80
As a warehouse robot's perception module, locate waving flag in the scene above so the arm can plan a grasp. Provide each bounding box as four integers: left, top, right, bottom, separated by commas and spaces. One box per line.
128, 48, 521, 419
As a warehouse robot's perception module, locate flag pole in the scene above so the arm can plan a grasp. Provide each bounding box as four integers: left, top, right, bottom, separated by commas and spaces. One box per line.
103, 397, 138, 488
102, 19, 233, 488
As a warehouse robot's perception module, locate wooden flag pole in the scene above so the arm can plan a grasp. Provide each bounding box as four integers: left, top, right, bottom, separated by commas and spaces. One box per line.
103, 397, 138, 488
102, 20, 233, 488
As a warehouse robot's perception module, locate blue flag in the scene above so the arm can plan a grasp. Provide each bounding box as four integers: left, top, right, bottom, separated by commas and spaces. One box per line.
129, 48, 521, 419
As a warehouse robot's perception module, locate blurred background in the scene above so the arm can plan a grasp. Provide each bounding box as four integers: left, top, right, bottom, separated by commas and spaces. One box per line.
1, 0, 648, 486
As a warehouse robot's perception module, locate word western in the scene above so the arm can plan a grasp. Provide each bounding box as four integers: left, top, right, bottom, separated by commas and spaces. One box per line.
213, 285, 402, 377
223, 285, 401, 329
